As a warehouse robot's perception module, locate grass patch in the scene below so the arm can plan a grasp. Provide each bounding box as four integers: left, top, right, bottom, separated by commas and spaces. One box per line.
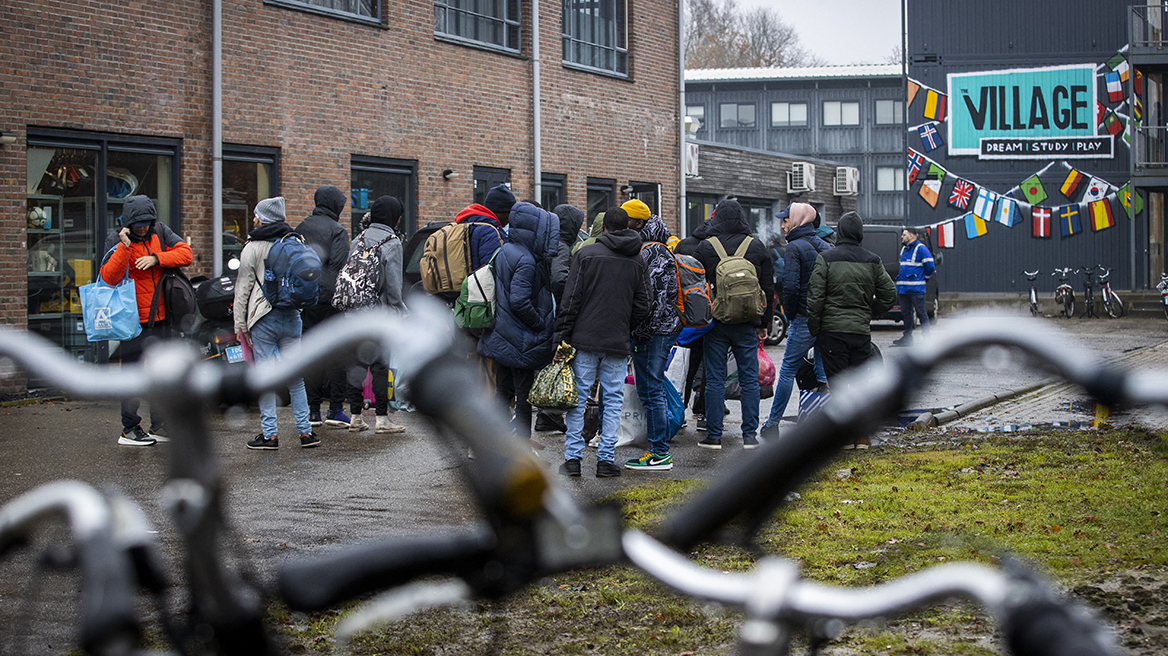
272, 429, 1168, 655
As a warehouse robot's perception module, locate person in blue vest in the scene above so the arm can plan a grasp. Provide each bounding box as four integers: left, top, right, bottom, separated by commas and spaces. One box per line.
892, 227, 935, 346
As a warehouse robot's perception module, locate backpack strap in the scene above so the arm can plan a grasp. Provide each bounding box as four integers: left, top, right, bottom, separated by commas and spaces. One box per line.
732, 236, 753, 258
706, 236, 730, 260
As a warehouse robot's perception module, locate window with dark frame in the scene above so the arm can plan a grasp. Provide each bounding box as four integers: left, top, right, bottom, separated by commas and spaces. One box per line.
875, 99, 904, 125
473, 166, 512, 206
770, 101, 808, 127
823, 100, 860, 126
434, 0, 521, 52
562, 0, 628, 76
266, 0, 379, 22
876, 166, 905, 192
351, 155, 418, 237
586, 177, 615, 223
223, 144, 280, 268
541, 174, 566, 210
720, 103, 756, 128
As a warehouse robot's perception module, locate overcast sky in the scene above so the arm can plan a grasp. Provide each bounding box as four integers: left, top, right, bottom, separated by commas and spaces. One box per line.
737, 0, 904, 66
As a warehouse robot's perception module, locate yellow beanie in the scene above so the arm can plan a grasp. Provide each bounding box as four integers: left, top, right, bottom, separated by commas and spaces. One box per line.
621, 199, 651, 220
666, 235, 681, 251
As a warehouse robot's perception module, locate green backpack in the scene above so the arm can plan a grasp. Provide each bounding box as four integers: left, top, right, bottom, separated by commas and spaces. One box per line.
706, 236, 766, 324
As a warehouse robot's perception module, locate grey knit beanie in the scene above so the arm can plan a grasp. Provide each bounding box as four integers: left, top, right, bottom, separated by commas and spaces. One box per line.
255, 197, 286, 224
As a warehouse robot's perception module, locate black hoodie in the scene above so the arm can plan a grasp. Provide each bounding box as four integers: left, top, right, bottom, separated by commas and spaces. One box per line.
692, 200, 774, 328
556, 228, 649, 356
550, 204, 585, 300
294, 186, 351, 305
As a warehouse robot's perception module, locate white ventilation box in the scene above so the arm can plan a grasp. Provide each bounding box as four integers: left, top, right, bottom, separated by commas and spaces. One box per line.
685, 143, 700, 177
788, 162, 816, 193
834, 166, 859, 195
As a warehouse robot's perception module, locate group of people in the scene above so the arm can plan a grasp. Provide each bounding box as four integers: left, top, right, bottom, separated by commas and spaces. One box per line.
98, 185, 934, 461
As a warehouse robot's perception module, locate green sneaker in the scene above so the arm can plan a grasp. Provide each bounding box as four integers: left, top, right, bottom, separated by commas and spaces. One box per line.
624, 452, 673, 471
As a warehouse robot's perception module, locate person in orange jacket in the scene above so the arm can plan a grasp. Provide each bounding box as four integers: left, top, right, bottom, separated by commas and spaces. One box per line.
99, 195, 193, 446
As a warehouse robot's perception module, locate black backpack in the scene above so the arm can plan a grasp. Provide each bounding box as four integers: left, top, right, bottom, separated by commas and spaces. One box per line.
146, 229, 198, 335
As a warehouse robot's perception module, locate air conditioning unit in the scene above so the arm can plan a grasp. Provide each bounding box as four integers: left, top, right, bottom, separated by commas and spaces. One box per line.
685, 143, 700, 177
834, 166, 859, 195
788, 162, 816, 193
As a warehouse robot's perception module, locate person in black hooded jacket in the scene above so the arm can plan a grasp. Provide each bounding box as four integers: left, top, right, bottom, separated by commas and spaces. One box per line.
536, 203, 585, 434
294, 186, 352, 428
691, 199, 774, 451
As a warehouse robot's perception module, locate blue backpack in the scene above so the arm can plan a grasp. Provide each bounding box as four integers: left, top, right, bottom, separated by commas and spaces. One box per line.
262, 234, 322, 309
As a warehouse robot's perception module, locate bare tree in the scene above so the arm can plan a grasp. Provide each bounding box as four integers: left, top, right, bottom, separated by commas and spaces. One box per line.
685, 0, 822, 69
882, 44, 904, 66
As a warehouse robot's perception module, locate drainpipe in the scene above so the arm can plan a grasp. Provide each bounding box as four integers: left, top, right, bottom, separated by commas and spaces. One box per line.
532, 0, 542, 204
212, 0, 223, 276
678, 0, 686, 237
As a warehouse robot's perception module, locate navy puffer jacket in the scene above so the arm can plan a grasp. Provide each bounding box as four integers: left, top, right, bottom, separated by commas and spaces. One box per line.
478, 202, 559, 370
782, 222, 832, 320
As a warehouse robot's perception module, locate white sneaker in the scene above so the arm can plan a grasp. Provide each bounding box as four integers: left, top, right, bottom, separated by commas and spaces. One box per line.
375, 415, 405, 434
349, 415, 369, 432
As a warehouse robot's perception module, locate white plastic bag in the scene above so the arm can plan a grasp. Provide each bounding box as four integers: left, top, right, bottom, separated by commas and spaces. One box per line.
616, 382, 648, 448
664, 345, 690, 395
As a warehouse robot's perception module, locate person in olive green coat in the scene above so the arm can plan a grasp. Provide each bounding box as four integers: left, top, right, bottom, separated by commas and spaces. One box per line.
806, 212, 896, 383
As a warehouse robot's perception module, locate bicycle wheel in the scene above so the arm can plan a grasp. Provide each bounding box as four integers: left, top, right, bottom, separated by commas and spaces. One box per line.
1105, 291, 1124, 318
1063, 291, 1075, 319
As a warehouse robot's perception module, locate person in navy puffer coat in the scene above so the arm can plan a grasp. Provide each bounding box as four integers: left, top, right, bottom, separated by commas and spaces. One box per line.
479, 201, 559, 440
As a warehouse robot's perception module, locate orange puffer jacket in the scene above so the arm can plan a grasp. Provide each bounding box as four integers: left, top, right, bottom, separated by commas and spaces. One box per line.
100, 233, 194, 323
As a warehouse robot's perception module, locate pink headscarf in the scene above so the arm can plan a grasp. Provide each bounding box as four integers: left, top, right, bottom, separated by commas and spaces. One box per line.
787, 202, 816, 228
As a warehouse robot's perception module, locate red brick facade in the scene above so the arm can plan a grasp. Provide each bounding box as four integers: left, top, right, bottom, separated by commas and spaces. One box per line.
1, 0, 681, 334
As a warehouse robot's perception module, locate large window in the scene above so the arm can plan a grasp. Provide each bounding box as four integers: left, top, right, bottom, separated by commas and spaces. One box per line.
473, 166, 511, 206
875, 99, 904, 125
628, 181, 660, 216
770, 102, 808, 127
351, 156, 418, 237
823, 100, 860, 126
435, 0, 520, 52
563, 0, 628, 76
223, 145, 279, 269
26, 129, 181, 367
876, 166, 905, 192
720, 103, 756, 129
266, 0, 379, 22
541, 173, 566, 210
586, 177, 615, 224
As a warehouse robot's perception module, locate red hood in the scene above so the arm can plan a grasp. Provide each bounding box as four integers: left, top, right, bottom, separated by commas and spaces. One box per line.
455, 204, 498, 224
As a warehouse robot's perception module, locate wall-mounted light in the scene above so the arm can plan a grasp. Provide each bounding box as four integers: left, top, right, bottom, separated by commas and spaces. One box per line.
442, 169, 459, 180
0, 131, 16, 145
620, 184, 634, 194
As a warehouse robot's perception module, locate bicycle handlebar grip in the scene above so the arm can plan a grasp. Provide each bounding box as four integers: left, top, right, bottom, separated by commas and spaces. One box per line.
278, 530, 496, 611
77, 532, 141, 654
1004, 598, 1117, 656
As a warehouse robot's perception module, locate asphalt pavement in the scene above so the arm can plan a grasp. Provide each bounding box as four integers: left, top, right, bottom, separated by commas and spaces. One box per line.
0, 309, 1165, 652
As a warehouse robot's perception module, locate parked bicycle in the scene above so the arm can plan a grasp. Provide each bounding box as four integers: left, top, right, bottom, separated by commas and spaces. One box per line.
0, 309, 1134, 656
1095, 266, 1124, 319
1157, 272, 1168, 321
1052, 267, 1075, 318
1022, 269, 1040, 317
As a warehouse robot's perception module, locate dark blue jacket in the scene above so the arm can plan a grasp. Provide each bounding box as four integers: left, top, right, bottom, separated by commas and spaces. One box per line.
782, 223, 832, 320
478, 202, 558, 370
454, 203, 507, 270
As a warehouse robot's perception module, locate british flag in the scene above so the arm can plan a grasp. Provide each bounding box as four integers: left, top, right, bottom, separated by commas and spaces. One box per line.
907, 150, 925, 184
948, 179, 973, 210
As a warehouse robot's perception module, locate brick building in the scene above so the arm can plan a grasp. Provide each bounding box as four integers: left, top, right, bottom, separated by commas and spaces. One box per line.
3, 0, 681, 370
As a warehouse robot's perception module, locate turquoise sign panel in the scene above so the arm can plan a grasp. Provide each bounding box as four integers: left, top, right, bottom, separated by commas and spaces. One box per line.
947, 64, 1100, 157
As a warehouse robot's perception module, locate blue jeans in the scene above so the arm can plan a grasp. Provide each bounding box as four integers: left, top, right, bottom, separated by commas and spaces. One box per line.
564, 350, 626, 464
899, 293, 930, 337
631, 334, 674, 456
250, 309, 311, 438
767, 315, 826, 426
703, 322, 760, 441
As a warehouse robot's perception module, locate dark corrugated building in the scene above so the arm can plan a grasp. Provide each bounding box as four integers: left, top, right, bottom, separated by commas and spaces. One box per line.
907, 0, 1150, 293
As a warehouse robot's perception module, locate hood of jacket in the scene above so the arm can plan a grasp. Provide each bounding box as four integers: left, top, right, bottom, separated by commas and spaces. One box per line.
589, 212, 605, 238
708, 200, 751, 236
248, 221, 294, 242
597, 228, 642, 256
837, 212, 863, 246
553, 204, 585, 245
121, 195, 157, 229
313, 186, 346, 220
454, 203, 499, 224
638, 214, 671, 244
785, 222, 818, 243
506, 202, 558, 260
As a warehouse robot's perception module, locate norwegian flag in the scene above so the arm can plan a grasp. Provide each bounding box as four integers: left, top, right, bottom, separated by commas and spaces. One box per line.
949, 179, 973, 210
907, 150, 925, 184
1032, 206, 1051, 238
937, 221, 955, 248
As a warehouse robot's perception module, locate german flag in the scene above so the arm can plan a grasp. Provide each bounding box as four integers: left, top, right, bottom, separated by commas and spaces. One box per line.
1061, 169, 1084, 199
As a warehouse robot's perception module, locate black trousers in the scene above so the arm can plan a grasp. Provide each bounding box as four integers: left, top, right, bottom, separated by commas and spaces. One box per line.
496, 365, 535, 439
117, 323, 170, 430
816, 331, 873, 383
347, 359, 390, 416
302, 304, 346, 412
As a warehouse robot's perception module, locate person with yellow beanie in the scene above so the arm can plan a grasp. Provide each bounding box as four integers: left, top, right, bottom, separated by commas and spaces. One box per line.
621, 199, 652, 231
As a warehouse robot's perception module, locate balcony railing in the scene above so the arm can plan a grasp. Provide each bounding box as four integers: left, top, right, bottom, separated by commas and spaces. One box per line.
1135, 125, 1168, 169
1131, 4, 1168, 49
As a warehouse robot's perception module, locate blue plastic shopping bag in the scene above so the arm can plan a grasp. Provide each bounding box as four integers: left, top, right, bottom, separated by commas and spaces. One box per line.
80, 266, 141, 342
665, 378, 685, 439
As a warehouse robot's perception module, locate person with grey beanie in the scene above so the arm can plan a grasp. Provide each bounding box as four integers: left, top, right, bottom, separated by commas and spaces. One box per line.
342, 195, 408, 435
234, 197, 319, 450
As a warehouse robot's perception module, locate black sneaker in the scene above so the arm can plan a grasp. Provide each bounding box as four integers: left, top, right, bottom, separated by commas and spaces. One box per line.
559, 458, 581, 477
247, 433, 278, 450
698, 436, 722, 450
534, 411, 567, 433
760, 422, 781, 443
596, 460, 622, 477
309, 409, 323, 427
695, 415, 707, 431
118, 425, 156, 446
743, 434, 759, 450
147, 425, 170, 443
891, 336, 912, 347
300, 431, 321, 448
